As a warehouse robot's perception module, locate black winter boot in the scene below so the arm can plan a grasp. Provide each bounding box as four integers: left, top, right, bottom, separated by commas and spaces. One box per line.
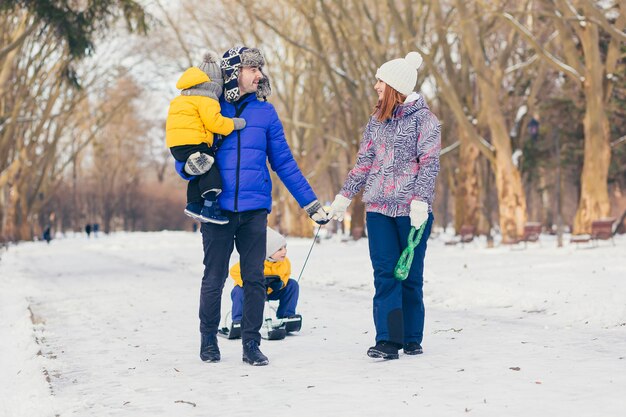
200, 333, 220, 362
242, 340, 269, 366
367, 341, 400, 360
403, 342, 423, 355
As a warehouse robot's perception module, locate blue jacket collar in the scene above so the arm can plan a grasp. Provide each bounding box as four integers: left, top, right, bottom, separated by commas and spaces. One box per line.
235, 93, 257, 105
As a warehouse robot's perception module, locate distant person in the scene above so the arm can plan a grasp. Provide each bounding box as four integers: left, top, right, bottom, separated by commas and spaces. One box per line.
85, 223, 92, 238
229, 227, 299, 326
329, 52, 441, 360
166, 52, 246, 225
42, 225, 51, 244
92, 223, 99, 237
192, 222, 198, 233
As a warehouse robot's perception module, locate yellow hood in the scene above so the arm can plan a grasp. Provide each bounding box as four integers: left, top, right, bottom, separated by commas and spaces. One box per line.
176, 67, 210, 90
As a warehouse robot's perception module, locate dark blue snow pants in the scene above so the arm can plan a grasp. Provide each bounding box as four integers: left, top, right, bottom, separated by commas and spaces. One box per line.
231, 279, 300, 322
366, 211, 433, 346
199, 209, 267, 344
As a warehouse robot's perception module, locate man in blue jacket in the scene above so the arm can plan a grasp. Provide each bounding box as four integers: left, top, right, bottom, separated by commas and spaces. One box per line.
191, 46, 329, 366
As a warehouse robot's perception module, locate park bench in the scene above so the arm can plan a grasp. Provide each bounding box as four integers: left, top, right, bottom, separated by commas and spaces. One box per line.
520, 222, 542, 246
444, 225, 476, 247
501, 222, 542, 248
570, 218, 616, 247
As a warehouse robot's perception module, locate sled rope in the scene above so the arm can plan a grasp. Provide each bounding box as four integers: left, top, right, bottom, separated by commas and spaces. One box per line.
394, 222, 427, 281
296, 224, 322, 283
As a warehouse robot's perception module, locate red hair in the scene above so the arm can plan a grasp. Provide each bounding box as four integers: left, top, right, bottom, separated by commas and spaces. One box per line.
372, 84, 406, 121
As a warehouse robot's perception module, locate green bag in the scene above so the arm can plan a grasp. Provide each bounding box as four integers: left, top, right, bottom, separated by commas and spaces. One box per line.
394, 222, 427, 281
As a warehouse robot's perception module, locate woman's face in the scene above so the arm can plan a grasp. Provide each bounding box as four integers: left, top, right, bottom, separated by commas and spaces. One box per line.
374, 79, 386, 100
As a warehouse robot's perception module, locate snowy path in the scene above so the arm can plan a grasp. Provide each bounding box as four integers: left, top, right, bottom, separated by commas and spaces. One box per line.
1, 231, 625, 417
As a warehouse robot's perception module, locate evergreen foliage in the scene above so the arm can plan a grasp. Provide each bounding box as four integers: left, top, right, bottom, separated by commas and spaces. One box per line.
1, 0, 148, 58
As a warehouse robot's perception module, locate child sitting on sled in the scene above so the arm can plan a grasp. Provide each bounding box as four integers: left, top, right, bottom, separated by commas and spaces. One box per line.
229, 227, 299, 325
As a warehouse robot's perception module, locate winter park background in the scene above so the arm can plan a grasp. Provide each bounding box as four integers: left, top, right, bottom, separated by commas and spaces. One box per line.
2, 1, 626, 416
1, 230, 625, 416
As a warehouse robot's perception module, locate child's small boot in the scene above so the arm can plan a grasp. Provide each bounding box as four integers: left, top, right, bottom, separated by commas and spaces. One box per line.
200, 197, 228, 225
184, 201, 205, 222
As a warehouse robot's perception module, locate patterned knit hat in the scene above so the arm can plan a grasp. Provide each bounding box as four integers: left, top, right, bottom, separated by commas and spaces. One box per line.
375, 52, 423, 96
221, 46, 271, 102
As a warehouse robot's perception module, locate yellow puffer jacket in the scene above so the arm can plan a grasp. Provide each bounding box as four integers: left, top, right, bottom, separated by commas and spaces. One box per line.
165, 67, 235, 148
230, 258, 291, 294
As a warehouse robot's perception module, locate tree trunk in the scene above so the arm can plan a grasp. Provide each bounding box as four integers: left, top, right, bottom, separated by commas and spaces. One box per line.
283, 197, 313, 237
17, 204, 32, 241
494, 154, 527, 241
479, 79, 527, 241
573, 23, 612, 233
269, 182, 313, 238
454, 129, 481, 233
574, 95, 611, 232
3, 183, 19, 241
347, 194, 365, 240
455, 0, 527, 241
4, 179, 33, 241
524, 162, 550, 228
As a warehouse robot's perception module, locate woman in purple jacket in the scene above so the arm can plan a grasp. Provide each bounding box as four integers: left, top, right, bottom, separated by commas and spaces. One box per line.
329, 52, 441, 360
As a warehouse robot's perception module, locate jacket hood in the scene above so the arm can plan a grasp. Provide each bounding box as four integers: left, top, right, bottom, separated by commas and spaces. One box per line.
176, 67, 210, 90
393, 92, 429, 119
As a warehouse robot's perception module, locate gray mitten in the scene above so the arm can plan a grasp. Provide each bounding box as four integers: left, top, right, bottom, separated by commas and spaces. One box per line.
304, 200, 330, 225
233, 118, 246, 130
184, 152, 214, 176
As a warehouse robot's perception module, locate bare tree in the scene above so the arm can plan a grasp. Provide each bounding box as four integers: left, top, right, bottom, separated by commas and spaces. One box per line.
501, 0, 626, 233
0, 2, 148, 241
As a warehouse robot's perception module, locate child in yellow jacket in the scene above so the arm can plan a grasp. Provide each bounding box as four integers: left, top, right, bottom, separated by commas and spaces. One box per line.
165, 52, 246, 224
229, 227, 300, 324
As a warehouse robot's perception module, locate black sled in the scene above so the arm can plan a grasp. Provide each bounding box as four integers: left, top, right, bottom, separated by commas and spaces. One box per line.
218, 276, 302, 341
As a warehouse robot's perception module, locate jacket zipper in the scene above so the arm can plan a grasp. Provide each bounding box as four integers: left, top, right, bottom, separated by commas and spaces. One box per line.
235, 129, 241, 212
234, 102, 241, 212
232, 100, 250, 212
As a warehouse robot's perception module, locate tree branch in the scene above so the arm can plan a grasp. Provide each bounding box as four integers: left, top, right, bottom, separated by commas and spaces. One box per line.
500, 12, 584, 83
250, 7, 357, 87
581, 0, 626, 42
0, 20, 38, 62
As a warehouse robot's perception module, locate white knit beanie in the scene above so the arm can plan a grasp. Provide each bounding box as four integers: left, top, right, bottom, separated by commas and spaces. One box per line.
266, 227, 286, 260
375, 52, 423, 96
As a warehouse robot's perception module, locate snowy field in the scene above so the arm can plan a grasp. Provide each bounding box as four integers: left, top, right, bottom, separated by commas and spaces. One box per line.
1, 229, 625, 417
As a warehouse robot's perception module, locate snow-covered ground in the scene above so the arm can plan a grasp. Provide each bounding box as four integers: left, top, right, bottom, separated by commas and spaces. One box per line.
1, 230, 625, 417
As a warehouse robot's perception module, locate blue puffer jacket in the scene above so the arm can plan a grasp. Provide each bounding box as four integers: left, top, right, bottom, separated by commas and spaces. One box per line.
175, 93, 316, 212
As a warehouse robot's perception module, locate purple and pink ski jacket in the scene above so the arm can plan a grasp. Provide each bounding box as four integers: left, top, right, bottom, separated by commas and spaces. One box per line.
339, 92, 441, 217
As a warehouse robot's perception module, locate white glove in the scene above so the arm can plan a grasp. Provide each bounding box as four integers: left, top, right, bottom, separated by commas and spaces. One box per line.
184, 152, 214, 176
410, 200, 429, 228
328, 194, 351, 222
